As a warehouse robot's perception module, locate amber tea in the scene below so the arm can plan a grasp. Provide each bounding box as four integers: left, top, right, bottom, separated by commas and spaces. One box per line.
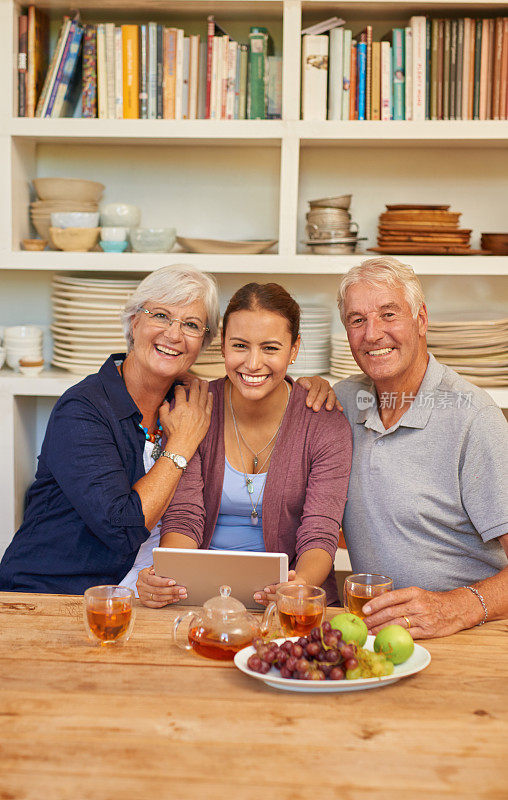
188, 626, 253, 661
278, 607, 324, 636
83, 586, 135, 645
344, 574, 393, 619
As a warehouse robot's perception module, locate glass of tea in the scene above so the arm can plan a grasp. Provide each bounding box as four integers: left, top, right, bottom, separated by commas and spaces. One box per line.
83, 585, 135, 646
262, 584, 326, 637
343, 574, 393, 619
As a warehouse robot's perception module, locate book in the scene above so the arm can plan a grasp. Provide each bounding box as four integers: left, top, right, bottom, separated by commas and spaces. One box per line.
349, 41, 357, 119
182, 36, 191, 119
51, 23, 84, 118
36, 16, 71, 117
225, 39, 236, 120
114, 26, 123, 119
188, 34, 200, 120
391, 28, 405, 120
492, 17, 504, 119
105, 23, 116, 120
302, 17, 345, 36
425, 18, 432, 118
500, 19, 508, 120
148, 22, 157, 119
410, 16, 426, 120
478, 19, 490, 120
156, 24, 164, 119
97, 24, 107, 118
436, 19, 444, 120
205, 16, 214, 119
237, 44, 248, 119
138, 25, 148, 120
18, 14, 28, 117
122, 25, 139, 118
443, 20, 451, 119
82, 24, 97, 118
360, 26, 373, 119
328, 27, 344, 120
405, 27, 413, 120
371, 40, 381, 120
449, 19, 458, 119
356, 41, 367, 120
267, 55, 282, 119
472, 19, 482, 119
197, 40, 207, 119
455, 18, 464, 119
163, 28, 177, 120
462, 18, 472, 120
468, 17, 476, 119
486, 19, 495, 120
46, 20, 78, 118
27, 5, 49, 117
380, 41, 391, 120
220, 34, 230, 119
341, 29, 352, 120
249, 27, 269, 119
174, 28, 185, 120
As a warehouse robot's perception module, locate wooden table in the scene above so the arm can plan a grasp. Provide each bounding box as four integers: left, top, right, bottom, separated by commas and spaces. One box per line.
0, 593, 507, 799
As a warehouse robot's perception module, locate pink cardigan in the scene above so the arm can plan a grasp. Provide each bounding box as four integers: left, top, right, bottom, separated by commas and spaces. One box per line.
160, 378, 352, 603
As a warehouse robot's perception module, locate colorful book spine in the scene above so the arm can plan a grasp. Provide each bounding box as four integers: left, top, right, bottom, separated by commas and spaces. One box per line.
349, 41, 357, 119
148, 22, 157, 119
405, 26, 413, 120
341, 30, 352, 120
82, 24, 97, 118
449, 19, 458, 119
492, 17, 504, 119
205, 16, 214, 119
392, 28, 405, 120
462, 18, 472, 120
122, 25, 139, 118
425, 18, 432, 118
266, 55, 282, 119
156, 24, 164, 119
182, 36, 191, 119
249, 27, 269, 120
364, 26, 373, 119
430, 19, 439, 119
486, 19, 495, 120
97, 24, 107, 118
188, 34, 200, 120
27, 5, 49, 117
237, 44, 248, 119
472, 19, 482, 119
221, 35, 230, 119
45, 20, 77, 117
356, 41, 367, 120
410, 16, 426, 120
51, 24, 84, 118
443, 20, 451, 120
371, 40, 381, 119
138, 25, 148, 120
114, 26, 123, 119
380, 41, 391, 120
197, 40, 207, 119
105, 23, 116, 120
500, 19, 508, 120
328, 27, 344, 120
164, 28, 177, 120
455, 18, 464, 120
174, 28, 184, 120
18, 14, 28, 117
436, 19, 444, 120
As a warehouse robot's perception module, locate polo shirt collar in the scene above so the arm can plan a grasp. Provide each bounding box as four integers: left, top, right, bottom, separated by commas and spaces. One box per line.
356, 353, 445, 433
98, 354, 141, 421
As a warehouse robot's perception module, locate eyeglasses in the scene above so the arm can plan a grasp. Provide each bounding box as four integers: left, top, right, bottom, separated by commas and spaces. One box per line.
139, 307, 209, 339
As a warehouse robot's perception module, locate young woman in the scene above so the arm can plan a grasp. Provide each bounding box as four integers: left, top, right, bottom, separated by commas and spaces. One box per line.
136, 283, 352, 607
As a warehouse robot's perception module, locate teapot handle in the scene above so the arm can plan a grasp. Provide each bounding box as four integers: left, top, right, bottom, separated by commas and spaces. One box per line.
259, 601, 277, 637
173, 611, 197, 650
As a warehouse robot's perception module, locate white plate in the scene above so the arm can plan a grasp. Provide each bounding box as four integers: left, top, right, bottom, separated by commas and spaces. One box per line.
176, 236, 278, 254
52, 276, 139, 289
234, 635, 431, 693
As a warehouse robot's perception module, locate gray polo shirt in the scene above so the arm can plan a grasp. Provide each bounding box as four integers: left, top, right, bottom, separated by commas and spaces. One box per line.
334, 354, 508, 591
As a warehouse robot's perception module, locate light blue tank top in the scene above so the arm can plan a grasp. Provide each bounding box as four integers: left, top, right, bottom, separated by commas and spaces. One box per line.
209, 458, 266, 551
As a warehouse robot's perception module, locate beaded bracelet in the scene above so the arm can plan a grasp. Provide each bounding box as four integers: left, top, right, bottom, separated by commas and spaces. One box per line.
465, 585, 488, 626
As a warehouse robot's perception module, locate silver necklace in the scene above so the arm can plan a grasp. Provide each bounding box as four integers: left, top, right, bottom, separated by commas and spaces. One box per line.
228, 381, 290, 525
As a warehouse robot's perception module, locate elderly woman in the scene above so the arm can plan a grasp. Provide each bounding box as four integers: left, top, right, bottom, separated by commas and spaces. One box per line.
0, 266, 335, 594
136, 283, 353, 607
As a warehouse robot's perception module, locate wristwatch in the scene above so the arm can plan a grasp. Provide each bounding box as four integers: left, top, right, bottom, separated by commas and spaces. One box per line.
158, 451, 187, 471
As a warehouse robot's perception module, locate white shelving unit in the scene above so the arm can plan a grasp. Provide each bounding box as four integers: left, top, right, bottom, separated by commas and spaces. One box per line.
0, 0, 507, 555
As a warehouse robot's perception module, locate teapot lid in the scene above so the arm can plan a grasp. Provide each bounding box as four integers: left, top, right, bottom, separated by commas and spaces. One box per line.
203, 585, 246, 618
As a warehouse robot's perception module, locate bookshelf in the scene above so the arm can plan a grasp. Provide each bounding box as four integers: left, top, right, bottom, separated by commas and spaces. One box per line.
0, 0, 507, 556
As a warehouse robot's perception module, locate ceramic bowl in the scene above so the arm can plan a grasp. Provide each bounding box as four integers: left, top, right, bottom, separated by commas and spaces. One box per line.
99, 240, 128, 253
34, 178, 104, 203
51, 212, 100, 229
18, 357, 45, 376
101, 203, 141, 228
4, 325, 43, 341
22, 238, 47, 251
100, 226, 128, 241
130, 227, 176, 253
49, 226, 100, 252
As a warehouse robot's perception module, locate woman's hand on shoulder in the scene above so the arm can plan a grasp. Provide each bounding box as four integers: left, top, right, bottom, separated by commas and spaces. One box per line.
296, 376, 343, 412
159, 378, 213, 460
253, 570, 306, 606
136, 566, 188, 607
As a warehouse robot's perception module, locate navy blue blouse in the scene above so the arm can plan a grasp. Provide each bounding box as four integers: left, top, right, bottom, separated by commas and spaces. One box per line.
0, 355, 173, 594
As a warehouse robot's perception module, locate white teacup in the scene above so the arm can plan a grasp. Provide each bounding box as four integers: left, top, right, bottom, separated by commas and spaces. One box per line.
4, 325, 43, 341
100, 226, 128, 242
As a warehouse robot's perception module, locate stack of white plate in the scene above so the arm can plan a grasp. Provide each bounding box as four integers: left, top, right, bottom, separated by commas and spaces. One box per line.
428, 312, 508, 387
330, 335, 363, 380
190, 322, 226, 379
51, 276, 138, 374
289, 305, 332, 377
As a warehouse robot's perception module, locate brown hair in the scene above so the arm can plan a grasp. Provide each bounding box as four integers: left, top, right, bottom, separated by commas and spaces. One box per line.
222, 283, 300, 344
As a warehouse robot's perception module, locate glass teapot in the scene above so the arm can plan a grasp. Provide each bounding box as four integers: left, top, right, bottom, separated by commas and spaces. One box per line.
173, 585, 262, 661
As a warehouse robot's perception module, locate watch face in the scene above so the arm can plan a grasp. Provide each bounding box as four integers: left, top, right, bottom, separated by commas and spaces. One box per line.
174, 455, 187, 469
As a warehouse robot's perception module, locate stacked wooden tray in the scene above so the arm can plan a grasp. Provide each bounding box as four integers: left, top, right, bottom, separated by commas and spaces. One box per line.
369, 204, 479, 255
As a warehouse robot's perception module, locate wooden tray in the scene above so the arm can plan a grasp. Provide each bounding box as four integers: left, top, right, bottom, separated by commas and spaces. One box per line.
385, 204, 451, 211
379, 225, 471, 233
369, 246, 485, 255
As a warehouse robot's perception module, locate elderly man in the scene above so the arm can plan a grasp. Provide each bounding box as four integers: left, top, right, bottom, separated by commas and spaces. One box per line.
334, 256, 508, 638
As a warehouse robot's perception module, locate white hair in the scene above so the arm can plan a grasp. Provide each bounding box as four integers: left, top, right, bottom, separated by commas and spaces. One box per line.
337, 256, 426, 324
122, 264, 220, 350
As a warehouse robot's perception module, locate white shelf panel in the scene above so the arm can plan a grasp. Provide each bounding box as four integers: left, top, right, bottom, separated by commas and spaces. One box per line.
3, 251, 508, 275
10, 119, 286, 146
1, 370, 507, 408
298, 121, 508, 148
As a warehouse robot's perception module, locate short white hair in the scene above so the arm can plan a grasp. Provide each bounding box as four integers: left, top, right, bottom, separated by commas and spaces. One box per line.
122, 264, 220, 350
337, 256, 425, 324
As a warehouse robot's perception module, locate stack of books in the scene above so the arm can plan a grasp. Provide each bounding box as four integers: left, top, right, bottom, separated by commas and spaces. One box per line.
17, 8, 282, 120
301, 16, 508, 121
370, 204, 474, 255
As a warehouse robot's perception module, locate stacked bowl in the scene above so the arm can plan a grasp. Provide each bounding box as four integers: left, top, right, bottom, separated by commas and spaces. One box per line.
30, 178, 104, 246
4, 326, 43, 371
304, 195, 364, 254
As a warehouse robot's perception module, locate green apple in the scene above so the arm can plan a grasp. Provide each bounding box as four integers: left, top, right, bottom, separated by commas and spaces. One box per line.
374, 625, 414, 665
330, 612, 368, 647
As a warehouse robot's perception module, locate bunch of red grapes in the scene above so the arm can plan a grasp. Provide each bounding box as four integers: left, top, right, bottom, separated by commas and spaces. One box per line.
247, 621, 358, 681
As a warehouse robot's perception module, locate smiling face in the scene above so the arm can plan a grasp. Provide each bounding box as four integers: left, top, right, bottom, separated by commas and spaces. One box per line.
344, 280, 428, 392
223, 308, 300, 401
130, 298, 207, 381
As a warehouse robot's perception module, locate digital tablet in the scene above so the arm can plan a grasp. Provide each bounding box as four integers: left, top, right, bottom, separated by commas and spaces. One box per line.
152, 548, 289, 609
